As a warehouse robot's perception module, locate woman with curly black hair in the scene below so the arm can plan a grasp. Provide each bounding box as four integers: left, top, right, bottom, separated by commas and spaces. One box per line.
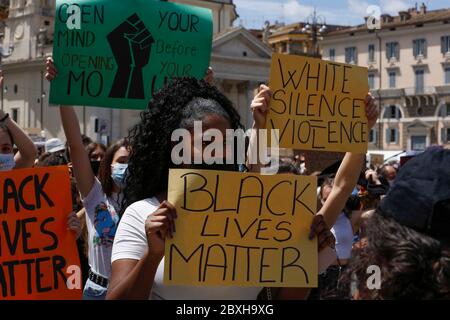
341, 148, 450, 299
107, 78, 263, 300
123, 77, 242, 208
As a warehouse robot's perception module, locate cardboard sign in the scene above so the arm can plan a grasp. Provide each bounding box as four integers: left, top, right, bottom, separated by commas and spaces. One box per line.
164, 169, 318, 287
50, 0, 213, 109
267, 53, 369, 153
0, 166, 81, 300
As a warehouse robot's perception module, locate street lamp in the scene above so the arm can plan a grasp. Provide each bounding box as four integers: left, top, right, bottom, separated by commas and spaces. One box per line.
0, 31, 14, 111
37, 27, 48, 130
300, 8, 327, 57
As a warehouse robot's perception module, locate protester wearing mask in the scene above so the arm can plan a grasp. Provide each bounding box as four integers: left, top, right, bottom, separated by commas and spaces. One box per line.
0, 109, 37, 171
46, 58, 130, 300
87, 142, 107, 176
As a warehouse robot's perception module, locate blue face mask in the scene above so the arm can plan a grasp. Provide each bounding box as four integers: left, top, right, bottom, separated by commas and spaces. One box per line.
0, 153, 15, 171
111, 163, 128, 189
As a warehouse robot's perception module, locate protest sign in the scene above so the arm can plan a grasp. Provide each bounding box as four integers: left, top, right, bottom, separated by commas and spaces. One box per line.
0, 166, 81, 300
267, 53, 369, 153
50, 0, 213, 109
164, 169, 318, 287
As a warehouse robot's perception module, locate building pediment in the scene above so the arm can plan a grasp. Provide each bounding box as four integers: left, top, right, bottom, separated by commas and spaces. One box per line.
407, 119, 433, 131
212, 26, 272, 59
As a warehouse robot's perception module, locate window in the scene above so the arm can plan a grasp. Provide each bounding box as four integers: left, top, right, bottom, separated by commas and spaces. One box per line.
415, 69, 425, 94
445, 67, 450, 84
386, 42, 399, 60
411, 136, 426, 151
443, 128, 450, 143
12, 109, 19, 123
441, 36, 450, 54
329, 48, 335, 61
345, 47, 357, 64
368, 44, 375, 62
439, 103, 450, 117
413, 39, 427, 58
369, 129, 377, 144
368, 74, 375, 89
386, 128, 398, 144
383, 105, 402, 119
389, 71, 396, 88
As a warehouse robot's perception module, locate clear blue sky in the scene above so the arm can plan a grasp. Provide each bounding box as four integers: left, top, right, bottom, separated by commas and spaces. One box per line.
233, 0, 450, 29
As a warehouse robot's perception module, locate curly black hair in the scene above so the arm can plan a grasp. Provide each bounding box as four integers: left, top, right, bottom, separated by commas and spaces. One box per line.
340, 211, 450, 299
123, 78, 243, 208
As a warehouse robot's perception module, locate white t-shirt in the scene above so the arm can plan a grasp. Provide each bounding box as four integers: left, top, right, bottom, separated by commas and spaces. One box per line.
331, 213, 354, 260
82, 178, 121, 279
112, 197, 262, 300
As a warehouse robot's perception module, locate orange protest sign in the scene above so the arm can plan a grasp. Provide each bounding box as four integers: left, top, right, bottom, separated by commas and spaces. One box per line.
0, 166, 82, 300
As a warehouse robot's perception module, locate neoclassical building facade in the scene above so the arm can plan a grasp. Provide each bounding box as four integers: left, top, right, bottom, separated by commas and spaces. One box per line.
1, 0, 270, 143
322, 4, 450, 151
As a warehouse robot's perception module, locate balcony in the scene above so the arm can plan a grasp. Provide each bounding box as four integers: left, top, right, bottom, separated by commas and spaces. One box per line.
404, 86, 436, 96
378, 88, 404, 98
367, 59, 377, 70
436, 85, 450, 95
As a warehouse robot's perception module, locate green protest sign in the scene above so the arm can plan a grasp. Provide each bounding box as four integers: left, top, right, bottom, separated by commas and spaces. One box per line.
50, 0, 213, 109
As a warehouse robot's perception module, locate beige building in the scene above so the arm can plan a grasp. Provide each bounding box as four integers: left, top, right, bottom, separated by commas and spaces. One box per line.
263, 21, 347, 57
1, 0, 270, 144
322, 4, 450, 152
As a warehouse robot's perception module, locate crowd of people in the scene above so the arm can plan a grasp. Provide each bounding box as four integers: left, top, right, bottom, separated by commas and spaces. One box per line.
0, 57, 448, 300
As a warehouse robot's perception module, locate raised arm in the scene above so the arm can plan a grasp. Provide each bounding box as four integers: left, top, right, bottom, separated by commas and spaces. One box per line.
318, 152, 365, 227
0, 109, 37, 169
247, 84, 271, 173
45, 57, 95, 197
314, 94, 379, 233
107, 201, 176, 299
59, 107, 95, 197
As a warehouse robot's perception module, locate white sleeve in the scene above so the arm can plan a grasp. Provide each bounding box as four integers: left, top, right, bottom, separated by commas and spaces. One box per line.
111, 204, 149, 262
80, 177, 104, 219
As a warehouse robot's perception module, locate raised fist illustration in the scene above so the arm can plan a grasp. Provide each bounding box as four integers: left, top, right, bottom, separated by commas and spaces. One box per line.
107, 14, 154, 99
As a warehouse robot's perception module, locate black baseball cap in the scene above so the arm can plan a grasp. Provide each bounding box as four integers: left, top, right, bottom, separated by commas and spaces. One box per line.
379, 148, 450, 241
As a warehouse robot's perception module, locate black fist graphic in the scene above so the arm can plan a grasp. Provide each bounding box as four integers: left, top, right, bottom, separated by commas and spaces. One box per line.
107, 14, 154, 99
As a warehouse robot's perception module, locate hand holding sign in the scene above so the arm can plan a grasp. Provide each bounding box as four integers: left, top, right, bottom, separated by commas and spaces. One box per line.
251, 84, 272, 130
365, 93, 378, 129
145, 201, 177, 260
45, 57, 57, 81
309, 214, 336, 251
67, 211, 82, 240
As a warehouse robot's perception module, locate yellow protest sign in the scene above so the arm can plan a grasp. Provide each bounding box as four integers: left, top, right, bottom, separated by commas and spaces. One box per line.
164, 169, 318, 287
267, 53, 369, 153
